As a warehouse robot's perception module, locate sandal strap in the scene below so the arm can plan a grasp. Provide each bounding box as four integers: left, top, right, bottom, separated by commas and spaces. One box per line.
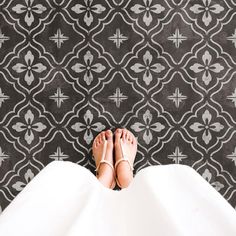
115, 157, 134, 171
115, 139, 134, 171
93, 139, 116, 189
95, 159, 116, 189
114, 139, 134, 188
94, 140, 115, 174
115, 158, 133, 188
95, 160, 114, 173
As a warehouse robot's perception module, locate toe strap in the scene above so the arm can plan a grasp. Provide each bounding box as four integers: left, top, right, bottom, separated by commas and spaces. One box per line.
94, 140, 114, 173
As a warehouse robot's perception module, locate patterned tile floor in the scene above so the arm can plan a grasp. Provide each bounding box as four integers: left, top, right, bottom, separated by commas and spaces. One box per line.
0, 0, 236, 211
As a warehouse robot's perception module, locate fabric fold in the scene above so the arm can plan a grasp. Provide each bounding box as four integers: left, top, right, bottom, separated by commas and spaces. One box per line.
0, 161, 235, 236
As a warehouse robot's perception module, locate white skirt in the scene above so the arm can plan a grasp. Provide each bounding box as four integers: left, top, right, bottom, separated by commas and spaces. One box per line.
0, 161, 235, 236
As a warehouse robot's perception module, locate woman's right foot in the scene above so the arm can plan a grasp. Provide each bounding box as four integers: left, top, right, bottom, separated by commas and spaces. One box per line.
114, 128, 137, 188
92, 130, 115, 189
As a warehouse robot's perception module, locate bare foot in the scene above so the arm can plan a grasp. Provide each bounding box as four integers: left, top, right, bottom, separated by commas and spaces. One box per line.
115, 128, 137, 188
92, 130, 115, 189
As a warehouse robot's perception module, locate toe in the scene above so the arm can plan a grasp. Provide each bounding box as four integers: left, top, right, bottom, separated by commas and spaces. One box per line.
98, 131, 104, 143
127, 130, 131, 140
122, 129, 128, 141
129, 130, 134, 141
132, 135, 136, 144
101, 131, 106, 141
106, 130, 113, 141
116, 128, 122, 134
96, 135, 100, 144
115, 128, 122, 145
95, 132, 102, 142
129, 130, 137, 145
95, 140, 100, 148
93, 133, 100, 147
115, 128, 122, 138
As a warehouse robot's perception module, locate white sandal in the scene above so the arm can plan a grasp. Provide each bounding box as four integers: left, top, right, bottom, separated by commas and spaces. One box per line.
114, 139, 134, 188
94, 140, 116, 189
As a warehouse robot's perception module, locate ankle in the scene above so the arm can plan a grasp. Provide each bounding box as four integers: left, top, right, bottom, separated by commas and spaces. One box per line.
116, 162, 133, 188
97, 164, 114, 189
117, 174, 133, 188
98, 175, 113, 189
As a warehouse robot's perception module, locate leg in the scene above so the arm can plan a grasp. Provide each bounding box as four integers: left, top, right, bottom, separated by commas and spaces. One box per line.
114, 128, 137, 188
92, 130, 115, 189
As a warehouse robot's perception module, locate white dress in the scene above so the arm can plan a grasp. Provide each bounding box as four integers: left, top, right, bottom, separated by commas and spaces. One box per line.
0, 161, 235, 236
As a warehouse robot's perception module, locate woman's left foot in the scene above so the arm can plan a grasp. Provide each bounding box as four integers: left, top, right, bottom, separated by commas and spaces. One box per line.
115, 128, 137, 188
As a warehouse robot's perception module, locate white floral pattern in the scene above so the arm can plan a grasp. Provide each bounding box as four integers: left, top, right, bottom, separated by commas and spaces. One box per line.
226, 147, 236, 166
71, 50, 106, 85
131, 50, 165, 85
0, 147, 9, 167
190, 109, 224, 145
12, 0, 47, 26
12, 169, 34, 191
202, 168, 224, 191
190, 0, 224, 27
131, 109, 165, 144
71, 109, 105, 144
12, 50, 47, 86
131, 0, 165, 26
190, 50, 224, 86
12, 109, 47, 145
71, 0, 106, 26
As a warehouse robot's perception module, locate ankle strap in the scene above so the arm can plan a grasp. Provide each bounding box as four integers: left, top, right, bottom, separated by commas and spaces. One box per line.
95, 160, 114, 172
115, 157, 134, 171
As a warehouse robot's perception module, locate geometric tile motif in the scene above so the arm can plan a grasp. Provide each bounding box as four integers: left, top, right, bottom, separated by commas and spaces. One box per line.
93, 72, 144, 124
124, 0, 172, 34
3, 103, 55, 154
182, 102, 234, 155
64, 103, 113, 157
183, 0, 232, 33
125, 101, 173, 153
195, 160, 235, 200
211, 72, 236, 124
149, 130, 203, 167
93, 12, 144, 65
0, 72, 24, 123
152, 12, 202, 64
5, 0, 52, 30
0, 12, 24, 65
4, 44, 53, 92
210, 131, 236, 185
64, 0, 112, 32
65, 45, 112, 92
125, 42, 172, 91
151, 72, 202, 123
33, 12, 85, 65
213, 11, 236, 65
184, 44, 231, 92
33, 72, 85, 124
